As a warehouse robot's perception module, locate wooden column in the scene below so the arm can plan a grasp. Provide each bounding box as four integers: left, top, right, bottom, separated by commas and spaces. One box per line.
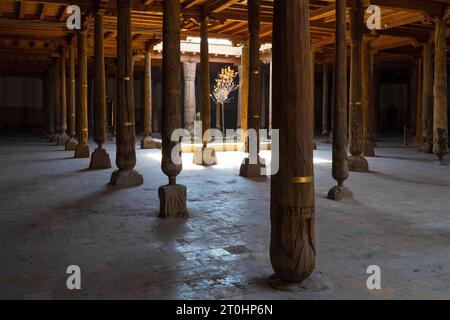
322, 64, 329, 137
348, 0, 369, 172
328, 0, 352, 200
48, 63, 56, 140
141, 43, 156, 149
65, 38, 78, 150
239, 43, 249, 133
311, 52, 317, 150
433, 15, 448, 162
193, 15, 217, 165
110, 0, 143, 186
74, 30, 90, 158
57, 47, 70, 146
183, 59, 197, 135
362, 34, 375, 157
240, 0, 265, 178
52, 57, 61, 143
420, 42, 434, 153
159, 0, 188, 218
415, 58, 423, 145
90, 9, 112, 170
269, 0, 315, 285
269, 58, 273, 132
409, 64, 419, 141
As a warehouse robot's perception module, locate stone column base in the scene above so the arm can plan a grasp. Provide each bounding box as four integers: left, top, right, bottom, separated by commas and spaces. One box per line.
74, 142, 90, 159
158, 184, 188, 219
89, 147, 112, 170
56, 133, 70, 146
50, 133, 58, 142
141, 136, 157, 149
327, 185, 353, 201
65, 137, 78, 151
109, 169, 143, 187
348, 155, 369, 172
193, 147, 218, 166
239, 157, 266, 178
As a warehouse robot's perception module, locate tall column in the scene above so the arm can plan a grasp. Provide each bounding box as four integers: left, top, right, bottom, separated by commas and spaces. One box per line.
362, 34, 375, 157
193, 15, 217, 165
239, 43, 249, 133
348, 0, 369, 172
311, 52, 317, 150
141, 43, 156, 149
420, 42, 434, 153
240, 0, 265, 178
269, 58, 273, 132
48, 64, 56, 140
110, 0, 143, 186
415, 58, 423, 145
159, 0, 188, 218
74, 29, 90, 158
90, 9, 112, 170
183, 59, 197, 135
57, 47, 70, 146
322, 64, 329, 137
269, 0, 315, 286
433, 15, 448, 162
65, 38, 78, 150
328, 0, 352, 200
52, 58, 61, 143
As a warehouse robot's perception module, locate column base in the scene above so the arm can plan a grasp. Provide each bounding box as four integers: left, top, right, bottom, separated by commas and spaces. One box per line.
418, 143, 433, 153
313, 142, 317, 150
56, 132, 70, 146
193, 147, 218, 166
109, 169, 143, 187
268, 274, 327, 293
74, 142, 90, 159
321, 135, 332, 144
239, 157, 266, 178
50, 133, 58, 142
364, 143, 376, 157
141, 136, 157, 149
65, 137, 78, 151
327, 185, 353, 201
348, 155, 369, 172
89, 147, 112, 170
158, 184, 188, 219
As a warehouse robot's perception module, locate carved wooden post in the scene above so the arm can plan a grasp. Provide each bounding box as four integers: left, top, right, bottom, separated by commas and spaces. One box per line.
268, 58, 272, 132
159, 0, 188, 218
65, 38, 78, 150
193, 14, 217, 165
48, 63, 56, 140
269, 0, 315, 286
415, 57, 423, 145
433, 15, 448, 162
311, 52, 317, 150
420, 41, 434, 153
141, 43, 157, 149
322, 64, 329, 137
362, 34, 375, 157
57, 47, 70, 146
238, 43, 249, 134
74, 29, 90, 158
328, 0, 352, 201
240, 0, 265, 178
110, 0, 143, 186
348, 0, 369, 172
90, 8, 112, 169
52, 57, 61, 143
183, 59, 197, 135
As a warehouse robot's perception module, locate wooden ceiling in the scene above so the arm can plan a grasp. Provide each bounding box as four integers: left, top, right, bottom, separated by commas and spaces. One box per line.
0, 0, 449, 77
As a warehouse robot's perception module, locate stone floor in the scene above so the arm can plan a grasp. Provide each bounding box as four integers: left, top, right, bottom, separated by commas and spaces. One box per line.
1, 134, 450, 300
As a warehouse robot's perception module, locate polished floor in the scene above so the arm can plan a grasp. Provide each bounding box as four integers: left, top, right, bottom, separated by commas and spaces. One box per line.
0, 134, 450, 299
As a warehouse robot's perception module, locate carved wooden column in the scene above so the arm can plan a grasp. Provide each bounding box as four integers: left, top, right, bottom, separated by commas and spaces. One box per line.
240, 0, 265, 178
328, 0, 352, 201
433, 15, 448, 162
159, 0, 188, 218
362, 34, 375, 157
238, 42, 249, 133
74, 29, 90, 158
269, 0, 316, 286
193, 15, 217, 165
420, 41, 434, 153
90, 8, 112, 170
57, 47, 70, 146
322, 64, 329, 138
110, 0, 143, 186
415, 57, 423, 145
183, 59, 197, 135
311, 52, 317, 150
65, 38, 78, 150
348, 0, 369, 172
268, 58, 272, 132
52, 57, 61, 143
141, 43, 157, 149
